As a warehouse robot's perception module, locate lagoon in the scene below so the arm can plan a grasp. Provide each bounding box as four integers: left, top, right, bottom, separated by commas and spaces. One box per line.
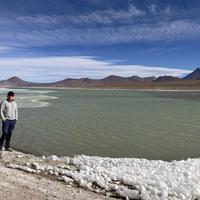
1, 88, 200, 161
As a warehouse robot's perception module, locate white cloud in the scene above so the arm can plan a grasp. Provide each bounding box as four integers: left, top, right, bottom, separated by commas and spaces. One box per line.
0, 56, 191, 82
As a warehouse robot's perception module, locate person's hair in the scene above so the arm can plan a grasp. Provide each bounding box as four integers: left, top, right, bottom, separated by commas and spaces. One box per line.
7, 91, 15, 97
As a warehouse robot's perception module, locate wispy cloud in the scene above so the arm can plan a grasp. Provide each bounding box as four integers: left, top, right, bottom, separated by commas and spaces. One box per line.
0, 56, 191, 82
0, 1, 198, 48
0, 15, 199, 47
0, 4, 145, 29
71, 4, 145, 24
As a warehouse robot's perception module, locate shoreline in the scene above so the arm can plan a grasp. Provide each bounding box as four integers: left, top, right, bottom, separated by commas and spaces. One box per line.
6, 85, 200, 92
1, 148, 200, 200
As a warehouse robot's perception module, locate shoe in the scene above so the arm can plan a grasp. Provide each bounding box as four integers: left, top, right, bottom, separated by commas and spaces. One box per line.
5, 148, 13, 152
0, 146, 3, 151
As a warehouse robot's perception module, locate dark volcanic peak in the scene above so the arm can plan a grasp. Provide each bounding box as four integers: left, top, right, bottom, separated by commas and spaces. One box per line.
183, 68, 200, 80
154, 76, 181, 82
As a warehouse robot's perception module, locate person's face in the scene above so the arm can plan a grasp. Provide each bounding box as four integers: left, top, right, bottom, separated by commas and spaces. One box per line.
7, 95, 14, 101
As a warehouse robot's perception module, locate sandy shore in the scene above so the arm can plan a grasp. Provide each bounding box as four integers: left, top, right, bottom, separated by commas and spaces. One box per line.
0, 150, 115, 200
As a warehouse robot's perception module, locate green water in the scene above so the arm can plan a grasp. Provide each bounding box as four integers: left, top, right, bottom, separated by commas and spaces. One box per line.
2, 88, 200, 161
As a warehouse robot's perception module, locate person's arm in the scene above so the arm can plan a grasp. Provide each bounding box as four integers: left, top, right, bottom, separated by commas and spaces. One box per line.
0, 101, 6, 121
15, 102, 18, 121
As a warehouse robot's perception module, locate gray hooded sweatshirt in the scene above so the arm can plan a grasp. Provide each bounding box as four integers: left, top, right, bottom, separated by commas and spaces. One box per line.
0, 100, 18, 121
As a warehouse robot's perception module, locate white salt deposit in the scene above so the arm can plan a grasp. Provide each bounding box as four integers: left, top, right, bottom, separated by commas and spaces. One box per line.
9, 153, 200, 200
0, 88, 58, 108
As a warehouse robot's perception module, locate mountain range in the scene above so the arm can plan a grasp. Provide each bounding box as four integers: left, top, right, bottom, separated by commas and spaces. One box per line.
1, 68, 200, 89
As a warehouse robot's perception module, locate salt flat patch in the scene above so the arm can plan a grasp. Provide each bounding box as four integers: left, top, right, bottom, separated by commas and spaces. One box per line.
3, 150, 200, 200
0, 88, 58, 108
17, 95, 58, 108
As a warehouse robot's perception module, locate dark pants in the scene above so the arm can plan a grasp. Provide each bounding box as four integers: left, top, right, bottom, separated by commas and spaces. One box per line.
0, 119, 16, 149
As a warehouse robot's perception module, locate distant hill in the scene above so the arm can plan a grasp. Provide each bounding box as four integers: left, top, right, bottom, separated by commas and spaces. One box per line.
153, 76, 181, 82
128, 76, 156, 82
50, 77, 99, 87
42, 75, 156, 87
0, 75, 157, 87
102, 75, 129, 83
0, 80, 16, 87
6, 76, 31, 86
0, 69, 200, 89
183, 68, 200, 80
102, 75, 156, 83
0, 76, 32, 87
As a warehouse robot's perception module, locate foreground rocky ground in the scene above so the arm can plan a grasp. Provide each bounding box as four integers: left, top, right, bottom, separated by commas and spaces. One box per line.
0, 150, 115, 200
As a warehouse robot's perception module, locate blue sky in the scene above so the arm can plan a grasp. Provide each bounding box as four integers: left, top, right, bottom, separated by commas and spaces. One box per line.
0, 0, 199, 82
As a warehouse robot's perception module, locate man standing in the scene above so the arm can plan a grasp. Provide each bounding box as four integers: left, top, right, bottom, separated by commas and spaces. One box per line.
0, 91, 18, 151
